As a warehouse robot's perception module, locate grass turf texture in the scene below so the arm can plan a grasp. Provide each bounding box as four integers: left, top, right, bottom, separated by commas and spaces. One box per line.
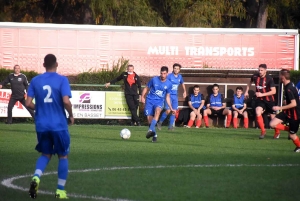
1, 124, 300, 201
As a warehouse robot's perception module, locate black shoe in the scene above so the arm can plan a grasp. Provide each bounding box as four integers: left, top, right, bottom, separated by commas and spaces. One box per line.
294, 147, 300, 152
137, 122, 141, 126
168, 127, 174, 131
130, 122, 134, 126
152, 136, 157, 142
146, 130, 155, 139
5, 122, 12, 124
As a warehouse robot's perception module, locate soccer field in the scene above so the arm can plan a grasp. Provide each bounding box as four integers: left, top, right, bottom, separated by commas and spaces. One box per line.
1, 124, 300, 201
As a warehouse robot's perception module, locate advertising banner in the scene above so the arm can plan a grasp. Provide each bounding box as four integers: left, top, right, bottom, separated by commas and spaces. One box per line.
105, 92, 131, 119
0, 89, 32, 117
0, 23, 298, 76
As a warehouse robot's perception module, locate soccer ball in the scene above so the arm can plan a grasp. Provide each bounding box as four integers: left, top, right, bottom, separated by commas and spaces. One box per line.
120, 128, 131, 139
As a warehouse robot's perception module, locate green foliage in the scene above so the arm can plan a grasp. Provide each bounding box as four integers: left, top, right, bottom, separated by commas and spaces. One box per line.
0, 67, 38, 86
290, 70, 300, 84
71, 58, 129, 91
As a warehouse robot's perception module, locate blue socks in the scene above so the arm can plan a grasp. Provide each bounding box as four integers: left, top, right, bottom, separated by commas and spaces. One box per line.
33, 155, 50, 178
159, 112, 168, 124
169, 114, 175, 128
57, 158, 68, 190
149, 119, 157, 132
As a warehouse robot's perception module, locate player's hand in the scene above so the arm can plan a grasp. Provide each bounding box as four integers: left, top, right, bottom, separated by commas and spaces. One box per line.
171, 109, 176, 114
272, 106, 280, 111
238, 110, 243, 114
105, 83, 110, 88
68, 116, 74, 125
244, 92, 249, 99
141, 97, 145, 104
256, 92, 263, 97
183, 91, 186, 98
0, 85, 2, 89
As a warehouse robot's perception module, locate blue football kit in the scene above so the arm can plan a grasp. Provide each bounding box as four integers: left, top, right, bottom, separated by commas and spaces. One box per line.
28, 72, 72, 155
164, 73, 184, 110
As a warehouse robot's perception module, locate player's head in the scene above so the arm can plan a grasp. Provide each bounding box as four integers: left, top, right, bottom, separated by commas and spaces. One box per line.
173, 63, 182, 75
193, 85, 200, 95
212, 84, 219, 94
160, 66, 169, 81
127, 64, 134, 74
43, 54, 58, 70
13, 65, 20, 74
236, 86, 243, 96
279, 69, 290, 82
258, 64, 267, 77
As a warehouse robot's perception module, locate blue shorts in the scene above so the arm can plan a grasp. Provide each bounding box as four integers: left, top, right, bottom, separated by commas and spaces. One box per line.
35, 130, 70, 156
164, 94, 178, 110
144, 99, 164, 116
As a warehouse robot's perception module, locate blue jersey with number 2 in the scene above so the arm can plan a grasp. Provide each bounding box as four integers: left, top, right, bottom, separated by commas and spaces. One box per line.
27, 72, 72, 132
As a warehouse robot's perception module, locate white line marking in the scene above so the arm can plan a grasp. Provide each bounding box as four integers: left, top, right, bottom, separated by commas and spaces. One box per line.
2, 164, 300, 200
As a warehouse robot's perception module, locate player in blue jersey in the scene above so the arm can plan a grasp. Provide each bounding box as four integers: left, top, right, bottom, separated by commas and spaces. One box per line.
203, 84, 232, 128
157, 63, 186, 130
25, 54, 74, 199
141, 66, 174, 142
186, 85, 205, 128
296, 80, 300, 99
231, 86, 248, 129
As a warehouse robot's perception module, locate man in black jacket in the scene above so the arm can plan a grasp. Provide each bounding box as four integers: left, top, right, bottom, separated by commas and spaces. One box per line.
105, 64, 142, 126
0, 65, 35, 124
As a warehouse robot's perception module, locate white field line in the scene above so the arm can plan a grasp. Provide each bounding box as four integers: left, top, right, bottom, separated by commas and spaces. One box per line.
2, 164, 300, 201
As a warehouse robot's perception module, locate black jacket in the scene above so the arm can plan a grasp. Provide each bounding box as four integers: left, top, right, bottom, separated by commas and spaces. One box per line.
1, 73, 29, 99
109, 72, 142, 95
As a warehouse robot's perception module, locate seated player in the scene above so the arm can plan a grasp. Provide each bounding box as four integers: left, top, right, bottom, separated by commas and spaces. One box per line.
186, 85, 205, 128
231, 86, 248, 129
203, 84, 232, 128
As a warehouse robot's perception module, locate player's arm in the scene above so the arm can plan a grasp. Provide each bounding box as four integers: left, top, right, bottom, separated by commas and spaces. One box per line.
0, 75, 10, 89
136, 74, 142, 96
63, 95, 73, 117
165, 93, 173, 112
25, 96, 35, 110
105, 73, 123, 88
23, 74, 29, 92
141, 86, 149, 103
244, 77, 253, 98
181, 83, 187, 98
219, 94, 226, 109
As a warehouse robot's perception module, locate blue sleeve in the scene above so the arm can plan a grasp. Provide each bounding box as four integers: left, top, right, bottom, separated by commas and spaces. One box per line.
61, 77, 72, 98
27, 79, 35, 98
296, 82, 300, 95
147, 78, 153, 88
180, 75, 184, 84
166, 83, 172, 94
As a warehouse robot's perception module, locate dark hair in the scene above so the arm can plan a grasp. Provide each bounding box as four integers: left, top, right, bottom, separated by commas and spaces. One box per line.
127, 64, 134, 68
161, 66, 169, 73
259, 64, 267, 69
212, 83, 219, 89
13, 65, 20, 69
173, 63, 182, 69
236, 86, 243, 91
44, 54, 57, 68
193, 85, 200, 89
280, 69, 290, 80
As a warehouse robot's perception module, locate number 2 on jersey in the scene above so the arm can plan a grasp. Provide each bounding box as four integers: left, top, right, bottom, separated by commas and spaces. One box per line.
43, 85, 53, 103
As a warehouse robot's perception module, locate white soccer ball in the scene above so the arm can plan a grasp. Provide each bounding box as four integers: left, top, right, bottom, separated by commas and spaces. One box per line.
120, 128, 131, 139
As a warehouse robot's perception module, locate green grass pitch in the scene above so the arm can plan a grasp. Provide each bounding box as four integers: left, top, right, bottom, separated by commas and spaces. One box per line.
1, 124, 300, 201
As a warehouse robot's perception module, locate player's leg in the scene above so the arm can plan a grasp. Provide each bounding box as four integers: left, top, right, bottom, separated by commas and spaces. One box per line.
157, 99, 171, 129
125, 94, 138, 126
203, 109, 212, 128
168, 95, 178, 130
150, 105, 163, 142
145, 101, 156, 139
53, 130, 70, 199
6, 98, 18, 124
187, 110, 196, 128
270, 112, 289, 138
243, 111, 249, 129
20, 97, 35, 120
265, 101, 283, 138
223, 108, 232, 128
195, 111, 202, 128
233, 111, 239, 128
255, 100, 266, 138
287, 120, 300, 152
29, 132, 52, 199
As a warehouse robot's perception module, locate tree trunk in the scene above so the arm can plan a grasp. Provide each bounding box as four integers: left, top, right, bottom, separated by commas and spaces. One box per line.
256, 0, 268, 28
